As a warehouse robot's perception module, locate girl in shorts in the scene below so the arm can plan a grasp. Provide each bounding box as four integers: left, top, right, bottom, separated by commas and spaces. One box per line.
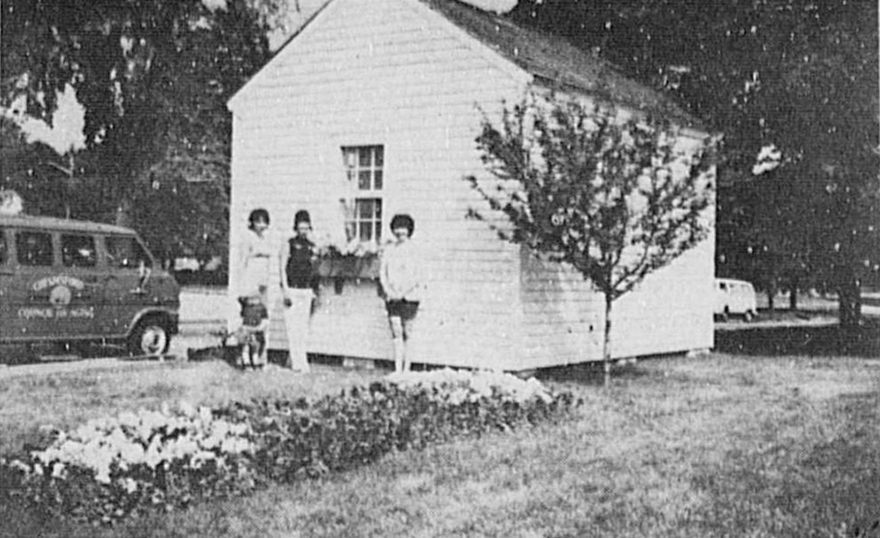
379, 214, 425, 372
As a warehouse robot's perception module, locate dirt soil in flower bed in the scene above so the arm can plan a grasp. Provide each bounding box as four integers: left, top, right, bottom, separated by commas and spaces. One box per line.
2, 348, 880, 537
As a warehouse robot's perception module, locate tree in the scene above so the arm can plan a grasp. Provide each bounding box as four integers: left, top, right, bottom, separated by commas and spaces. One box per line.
468, 95, 715, 384
1, 0, 273, 265
511, 0, 879, 327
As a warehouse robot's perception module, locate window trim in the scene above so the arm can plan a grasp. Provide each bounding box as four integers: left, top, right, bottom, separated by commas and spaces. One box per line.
341, 145, 385, 243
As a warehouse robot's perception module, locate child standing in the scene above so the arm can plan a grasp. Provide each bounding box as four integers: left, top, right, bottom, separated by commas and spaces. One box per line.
237, 294, 269, 369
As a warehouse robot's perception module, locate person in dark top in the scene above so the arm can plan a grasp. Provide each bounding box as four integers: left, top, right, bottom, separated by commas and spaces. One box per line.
278, 210, 317, 372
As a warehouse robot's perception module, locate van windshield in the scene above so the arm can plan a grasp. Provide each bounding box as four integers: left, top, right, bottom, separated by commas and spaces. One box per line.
105, 236, 152, 269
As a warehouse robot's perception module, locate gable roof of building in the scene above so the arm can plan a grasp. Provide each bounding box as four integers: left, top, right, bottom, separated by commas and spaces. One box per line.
230, 0, 705, 130
419, 0, 702, 128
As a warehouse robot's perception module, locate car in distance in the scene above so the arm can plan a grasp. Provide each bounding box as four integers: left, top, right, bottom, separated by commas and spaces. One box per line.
714, 277, 758, 322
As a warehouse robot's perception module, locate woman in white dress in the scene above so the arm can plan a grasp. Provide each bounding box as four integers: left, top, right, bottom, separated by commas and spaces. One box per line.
239, 208, 273, 306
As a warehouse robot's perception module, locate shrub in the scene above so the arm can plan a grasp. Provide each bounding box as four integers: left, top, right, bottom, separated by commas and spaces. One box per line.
1, 369, 577, 525
1, 402, 257, 524
216, 369, 577, 481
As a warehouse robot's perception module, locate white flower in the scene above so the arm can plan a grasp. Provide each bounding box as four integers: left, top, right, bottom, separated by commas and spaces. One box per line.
7, 459, 30, 474
122, 477, 138, 494
198, 406, 213, 425
221, 437, 251, 454
178, 400, 196, 418
118, 411, 139, 429
229, 423, 248, 436
95, 467, 111, 484
51, 462, 65, 479
144, 438, 163, 469
119, 440, 146, 466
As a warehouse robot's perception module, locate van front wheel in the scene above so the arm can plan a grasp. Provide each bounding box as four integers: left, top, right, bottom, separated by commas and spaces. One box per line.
128, 319, 170, 357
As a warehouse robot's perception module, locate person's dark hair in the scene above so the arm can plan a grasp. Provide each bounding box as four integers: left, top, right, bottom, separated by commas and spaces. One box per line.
248, 208, 270, 229
390, 213, 415, 236
294, 210, 311, 228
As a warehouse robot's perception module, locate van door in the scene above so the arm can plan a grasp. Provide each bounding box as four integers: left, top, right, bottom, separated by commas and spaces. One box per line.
4, 229, 98, 340
100, 234, 155, 336
58, 232, 103, 335
0, 227, 13, 340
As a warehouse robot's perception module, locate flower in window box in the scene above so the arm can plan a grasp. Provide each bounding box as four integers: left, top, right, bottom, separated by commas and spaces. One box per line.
313, 235, 383, 281
316, 236, 380, 260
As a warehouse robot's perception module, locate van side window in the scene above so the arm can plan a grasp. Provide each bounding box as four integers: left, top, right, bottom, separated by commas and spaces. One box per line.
0, 230, 7, 265
106, 236, 152, 269
16, 231, 53, 266
62, 234, 97, 268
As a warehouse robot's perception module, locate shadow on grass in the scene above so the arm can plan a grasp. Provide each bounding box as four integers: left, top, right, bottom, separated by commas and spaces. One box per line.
536, 359, 654, 386
714, 318, 880, 358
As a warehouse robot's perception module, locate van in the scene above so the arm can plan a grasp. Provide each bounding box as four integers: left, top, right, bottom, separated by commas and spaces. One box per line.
714, 278, 758, 322
0, 214, 179, 358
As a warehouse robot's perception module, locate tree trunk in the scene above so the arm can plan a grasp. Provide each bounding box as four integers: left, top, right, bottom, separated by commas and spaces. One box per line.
766, 288, 775, 313
115, 197, 134, 228
838, 273, 862, 328
789, 277, 798, 311
603, 294, 613, 387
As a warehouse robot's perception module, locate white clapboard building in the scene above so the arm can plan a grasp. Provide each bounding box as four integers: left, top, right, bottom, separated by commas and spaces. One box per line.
226, 0, 716, 371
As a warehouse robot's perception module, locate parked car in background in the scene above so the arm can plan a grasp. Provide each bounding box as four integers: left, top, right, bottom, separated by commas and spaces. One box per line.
0, 214, 180, 359
715, 278, 758, 322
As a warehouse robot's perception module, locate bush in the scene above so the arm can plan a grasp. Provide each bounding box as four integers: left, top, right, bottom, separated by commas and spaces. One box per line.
1, 369, 578, 525
1, 402, 258, 524
215, 370, 577, 482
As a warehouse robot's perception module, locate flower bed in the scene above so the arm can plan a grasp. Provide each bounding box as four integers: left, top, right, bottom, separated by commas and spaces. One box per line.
0, 402, 257, 524
0, 370, 577, 525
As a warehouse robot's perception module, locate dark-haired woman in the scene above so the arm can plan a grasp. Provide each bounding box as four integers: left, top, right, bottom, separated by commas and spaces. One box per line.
239, 208, 273, 306
279, 210, 317, 373
379, 213, 425, 372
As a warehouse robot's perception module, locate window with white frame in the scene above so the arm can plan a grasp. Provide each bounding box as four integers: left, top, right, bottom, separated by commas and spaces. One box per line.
341, 145, 384, 242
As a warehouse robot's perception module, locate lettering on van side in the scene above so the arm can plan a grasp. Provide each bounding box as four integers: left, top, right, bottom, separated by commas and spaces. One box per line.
17, 306, 95, 320
32, 275, 85, 292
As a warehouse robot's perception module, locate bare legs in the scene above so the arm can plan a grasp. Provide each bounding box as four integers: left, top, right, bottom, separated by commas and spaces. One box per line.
389, 316, 409, 372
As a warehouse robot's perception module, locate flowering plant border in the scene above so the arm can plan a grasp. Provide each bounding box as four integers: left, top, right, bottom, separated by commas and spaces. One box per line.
1, 369, 578, 526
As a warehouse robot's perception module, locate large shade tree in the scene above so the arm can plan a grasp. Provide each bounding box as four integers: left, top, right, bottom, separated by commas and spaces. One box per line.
468, 95, 715, 383
0, 0, 276, 266
511, 0, 879, 326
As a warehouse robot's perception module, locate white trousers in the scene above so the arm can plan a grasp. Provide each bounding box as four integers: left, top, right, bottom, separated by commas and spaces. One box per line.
283, 289, 313, 371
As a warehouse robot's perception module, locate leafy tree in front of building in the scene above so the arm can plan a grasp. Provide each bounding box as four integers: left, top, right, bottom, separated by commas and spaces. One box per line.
468, 94, 715, 384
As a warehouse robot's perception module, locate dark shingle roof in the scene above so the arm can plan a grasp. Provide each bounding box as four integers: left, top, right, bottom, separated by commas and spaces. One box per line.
420, 0, 704, 129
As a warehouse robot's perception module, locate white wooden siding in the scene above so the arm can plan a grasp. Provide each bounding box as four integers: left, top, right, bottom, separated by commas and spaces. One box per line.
229, 0, 531, 369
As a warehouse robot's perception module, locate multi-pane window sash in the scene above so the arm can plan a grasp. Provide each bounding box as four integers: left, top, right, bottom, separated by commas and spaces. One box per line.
341, 145, 384, 243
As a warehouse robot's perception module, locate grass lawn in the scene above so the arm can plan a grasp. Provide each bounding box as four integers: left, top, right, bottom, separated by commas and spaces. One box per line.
2, 343, 880, 537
